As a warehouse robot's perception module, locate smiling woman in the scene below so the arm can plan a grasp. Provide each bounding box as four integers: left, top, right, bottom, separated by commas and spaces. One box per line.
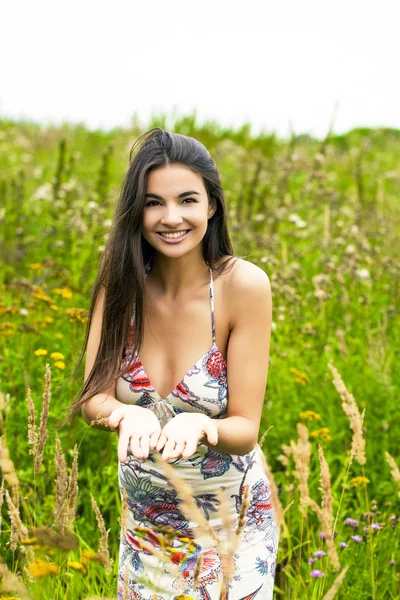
59, 128, 279, 599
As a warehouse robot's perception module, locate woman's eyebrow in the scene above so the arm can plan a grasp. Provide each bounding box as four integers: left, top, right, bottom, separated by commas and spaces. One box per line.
144, 191, 201, 200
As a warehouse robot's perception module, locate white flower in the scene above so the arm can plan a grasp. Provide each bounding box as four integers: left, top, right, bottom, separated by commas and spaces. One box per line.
295, 219, 308, 228
345, 244, 356, 255
20, 308, 29, 316
288, 213, 301, 223
357, 268, 370, 280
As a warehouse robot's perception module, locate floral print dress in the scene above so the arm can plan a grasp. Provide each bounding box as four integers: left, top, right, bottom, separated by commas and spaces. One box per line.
115, 260, 279, 599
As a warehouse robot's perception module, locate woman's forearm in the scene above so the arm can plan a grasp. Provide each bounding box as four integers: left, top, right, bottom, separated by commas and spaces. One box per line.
202, 415, 258, 456
81, 393, 128, 430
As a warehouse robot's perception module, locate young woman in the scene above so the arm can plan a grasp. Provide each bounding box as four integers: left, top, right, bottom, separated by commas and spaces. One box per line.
66, 129, 279, 598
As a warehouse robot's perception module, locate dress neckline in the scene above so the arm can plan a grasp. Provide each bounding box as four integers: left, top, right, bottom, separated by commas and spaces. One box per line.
130, 259, 226, 402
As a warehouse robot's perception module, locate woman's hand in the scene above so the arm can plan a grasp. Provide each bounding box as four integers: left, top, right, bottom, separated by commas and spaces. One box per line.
108, 405, 162, 463
155, 413, 219, 461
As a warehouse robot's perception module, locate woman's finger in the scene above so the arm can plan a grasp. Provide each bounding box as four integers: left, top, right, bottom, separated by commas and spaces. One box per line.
161, 438, 177, 461
118, 433, 130, 463
167, 439, 186, 458
139, 434, 150, 459
149, 430, 161, 449
182, 440, 197, 458
130, 433, 145, 460
206, 425, 219, 446
108, 408, 124, 430
156, 432, 167, 452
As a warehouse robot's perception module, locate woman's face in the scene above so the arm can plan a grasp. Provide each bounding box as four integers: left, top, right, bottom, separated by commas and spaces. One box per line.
141, 164, 216, 256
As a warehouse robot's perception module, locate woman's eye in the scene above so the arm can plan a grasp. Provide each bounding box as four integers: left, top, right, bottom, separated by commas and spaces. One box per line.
145, 198, 197, 207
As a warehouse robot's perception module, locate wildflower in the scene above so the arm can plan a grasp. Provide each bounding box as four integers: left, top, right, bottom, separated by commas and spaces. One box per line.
319, 532, 327, 539
55, 333, 64, 339
351, 535, 362, 543
313, 550, 326, 558
53, 287, 73, 300
34, 349, 48, 356
299, 411, 321, 421
66, 307, 88, 324
310, 427, 333, 441
309, 557, 316, 565
45, 317, 54, 323
33, 291, 52, 303
339, 542, 348, 549
50, 352, 65, 361
370, 523, 382, 530
50, 304, 59, 311
356, 268, 370, 280
389, 560, 395, 567
53, 360, 65, 369
21, 537, 38, 545
67, 561, 88, 575
20, 308, 29, 316
28, 558, 60, 577
310, 569, 325, 578
344, 518, 359, 528
351, 476, 370, 487
291, 368, 311, 384
28, 263, 43, 271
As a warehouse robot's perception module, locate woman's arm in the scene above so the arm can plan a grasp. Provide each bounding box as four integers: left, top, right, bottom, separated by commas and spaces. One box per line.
81, 393, 128, 430
202, 261, 273, 455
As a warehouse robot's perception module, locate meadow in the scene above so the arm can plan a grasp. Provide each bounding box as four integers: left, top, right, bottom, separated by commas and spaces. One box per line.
0, 114, 399, 599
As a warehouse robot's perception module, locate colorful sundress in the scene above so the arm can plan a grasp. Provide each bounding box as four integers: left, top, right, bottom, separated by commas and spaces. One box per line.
115, 259, 279, 599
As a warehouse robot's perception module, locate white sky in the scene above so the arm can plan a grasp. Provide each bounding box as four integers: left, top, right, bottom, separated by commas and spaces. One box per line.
1, 0, 399, 138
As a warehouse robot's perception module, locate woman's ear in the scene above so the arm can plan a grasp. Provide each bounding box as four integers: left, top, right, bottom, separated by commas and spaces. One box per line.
208, 197, 217, 219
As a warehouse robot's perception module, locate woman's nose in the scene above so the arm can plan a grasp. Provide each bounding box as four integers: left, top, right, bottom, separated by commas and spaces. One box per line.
160, 206, 184, 225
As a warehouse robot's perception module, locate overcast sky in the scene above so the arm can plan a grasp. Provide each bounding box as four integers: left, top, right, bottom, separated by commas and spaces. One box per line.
1, 0, 399, 138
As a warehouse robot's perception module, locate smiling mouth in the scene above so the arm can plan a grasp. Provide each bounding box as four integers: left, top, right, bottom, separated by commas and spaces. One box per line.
157, 230, 191, 238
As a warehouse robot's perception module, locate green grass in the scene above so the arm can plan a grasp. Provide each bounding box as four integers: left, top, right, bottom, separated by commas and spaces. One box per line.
0, 113, 399, 599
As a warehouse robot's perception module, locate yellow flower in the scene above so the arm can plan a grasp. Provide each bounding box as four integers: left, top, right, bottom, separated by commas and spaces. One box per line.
33, 292, 52, 303
28, 558, 60, 577
34, 348, 48, 356
45, 316, 54, 323
53, 361, 65, 370
66, 307, 89, 324
290, 367, 311, 384
50, 352, 65, 360
50, 304, 59, 311
299, 411, 321, 421
55, 332, 64, 339
310, 427, 333, 441
21, 537, 38, 545
351, 476, 370, 487
53, 287, 73, 300
1, 330, 14, 336
28, 263, 43, 271
67, 561, 88, 575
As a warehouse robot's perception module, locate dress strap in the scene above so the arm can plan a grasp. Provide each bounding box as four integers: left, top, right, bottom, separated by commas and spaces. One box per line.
209, 267, 216, 345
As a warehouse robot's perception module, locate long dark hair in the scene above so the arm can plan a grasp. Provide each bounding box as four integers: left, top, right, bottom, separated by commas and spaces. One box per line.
58, 128, 240, 428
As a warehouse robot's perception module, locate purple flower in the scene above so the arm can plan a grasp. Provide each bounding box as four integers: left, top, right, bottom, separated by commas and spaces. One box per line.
371, 523, 382, 530
340, 542, 348, 549
311, 569, 325, 578
344, 518, 359, 528
351, 535, 362, 543
389, 560, 395, 567
319, 532, 327, 539
308, 557, 316, 565
313, 550, 326, 558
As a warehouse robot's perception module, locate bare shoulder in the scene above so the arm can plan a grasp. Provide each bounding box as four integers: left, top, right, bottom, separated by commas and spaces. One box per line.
226, 258, 272, 326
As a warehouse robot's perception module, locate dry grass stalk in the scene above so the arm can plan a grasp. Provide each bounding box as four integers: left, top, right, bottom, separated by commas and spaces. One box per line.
135, 536, 180, 577
156, 455, 220, 546
0, 477, 4, 537
63, 443, 79, 532
90, 492, 113, 573
317, 445, 340, 571
258, 425, 273, 448
0, 558, 32, 600
385, 452, 400, 496
155, 454, 235, 590
193, 550, 204, 588
328, 361, 366, 466
0, 432, 19, 488
291, 423, 312, 517
258, 447, 286, 533
26, 387, 37, 455
118, 487, 129, 538
54, 434, 68, 529
322, 564, 350, 599
123, 564, 129, 600
5, 488, 28, 551
34, 363, 52, 474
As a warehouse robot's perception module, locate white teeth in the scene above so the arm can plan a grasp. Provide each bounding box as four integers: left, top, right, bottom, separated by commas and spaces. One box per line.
159, 230, 189, 238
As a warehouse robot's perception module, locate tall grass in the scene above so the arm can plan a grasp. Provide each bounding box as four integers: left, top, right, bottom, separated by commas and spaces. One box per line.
0, 115, 399, 598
